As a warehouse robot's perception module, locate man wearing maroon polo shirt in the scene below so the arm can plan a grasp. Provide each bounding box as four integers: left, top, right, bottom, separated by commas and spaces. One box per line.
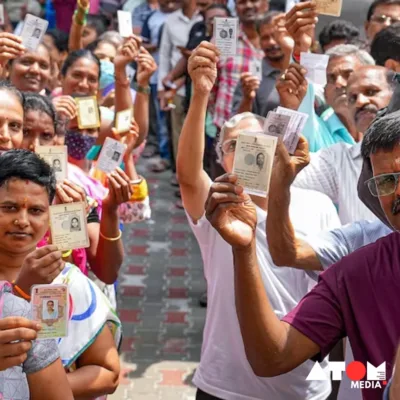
203, 110, 400, 400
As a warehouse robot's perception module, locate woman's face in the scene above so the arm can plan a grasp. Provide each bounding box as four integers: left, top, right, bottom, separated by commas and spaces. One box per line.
94, 41, 117, 63
9, 45, 51, 93
22, 110, 56, 151
0, 178, 49, 255
62, 57, 100, 96
71, 218, 79, 228
0, 92, 24, 153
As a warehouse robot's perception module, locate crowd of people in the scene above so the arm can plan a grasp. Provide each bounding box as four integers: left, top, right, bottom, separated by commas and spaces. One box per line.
1, 0, 400, 399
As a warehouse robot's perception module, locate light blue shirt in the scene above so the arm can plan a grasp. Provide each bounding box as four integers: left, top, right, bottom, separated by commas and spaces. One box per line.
305, 220, 392, 281
298, 82, 356, 152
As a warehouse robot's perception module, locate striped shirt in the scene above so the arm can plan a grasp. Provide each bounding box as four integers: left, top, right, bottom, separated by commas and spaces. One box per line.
293, 142, 377, 225
209, 30, 264, 129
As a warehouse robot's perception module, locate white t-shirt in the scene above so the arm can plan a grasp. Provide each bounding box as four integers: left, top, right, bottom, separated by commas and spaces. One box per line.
188, 186, 341, 400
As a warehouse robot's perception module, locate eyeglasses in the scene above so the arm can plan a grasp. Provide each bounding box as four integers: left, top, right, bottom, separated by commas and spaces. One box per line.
370, 14, 400, 24
365, 172, 400, 197
220, 139, 237, 155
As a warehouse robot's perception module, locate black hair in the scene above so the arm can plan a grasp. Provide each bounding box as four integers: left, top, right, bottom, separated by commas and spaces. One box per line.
371, 22, 400, 65
205, 3, 231, 16
0, 149, 56, 202
61, 49, 101, 79
319, 20, 360, 51
256, 11, 282, 35
45, 29, 69, 53
86, 15, 108, 37
0, 81, 24, 107
367, 0, 400, 20
23, 93, 61, 135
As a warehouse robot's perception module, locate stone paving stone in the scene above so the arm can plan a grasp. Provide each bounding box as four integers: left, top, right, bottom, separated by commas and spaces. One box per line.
110, 164, 206, 400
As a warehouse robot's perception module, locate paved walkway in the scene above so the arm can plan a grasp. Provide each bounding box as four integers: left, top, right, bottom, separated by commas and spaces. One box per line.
110, 163, 206, 400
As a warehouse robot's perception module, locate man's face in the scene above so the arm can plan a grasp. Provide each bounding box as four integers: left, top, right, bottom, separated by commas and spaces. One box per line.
47, 301, 54, 311
370, 144, 400, 230
236, 0, 269, 25
324, 55, 364, 113
256, 153, 264, 166
347, 67, 393, 134
259, 22, 284, 62
221, 117, 264, 172
365, 3, 400, 41
159, 0, 181, 12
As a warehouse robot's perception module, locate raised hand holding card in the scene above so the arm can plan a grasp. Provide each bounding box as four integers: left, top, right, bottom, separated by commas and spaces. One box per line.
96, 137, 127, 173
75, 96, 100, 129
118, 10, 133, 38
20, 14, 49, 52
300, 53, 329, 86
31, 284, 68, 340
36, 146, 68, 182
49, 202, 90, 252
115, 108, 133, 134
214, 17, 238, 57
233, 132, 278, 198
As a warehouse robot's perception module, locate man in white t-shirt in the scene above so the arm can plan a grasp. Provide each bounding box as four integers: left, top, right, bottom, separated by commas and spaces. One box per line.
177, 41, 341, 400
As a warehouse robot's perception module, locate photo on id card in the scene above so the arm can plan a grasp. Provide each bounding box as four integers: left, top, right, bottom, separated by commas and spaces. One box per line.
49, 202, 89, 252
96, 137, 127, 173
315, 0, 343, 17
214, 17, 238, 57
20, 14, 48, 52
31, 284, 68, 340
75, 96, 100, 129
233, 132, 278, 197
36, 146, 68, 182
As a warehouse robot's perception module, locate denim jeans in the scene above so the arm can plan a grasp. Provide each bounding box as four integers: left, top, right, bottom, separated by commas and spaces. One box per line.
150, 84, 171, 161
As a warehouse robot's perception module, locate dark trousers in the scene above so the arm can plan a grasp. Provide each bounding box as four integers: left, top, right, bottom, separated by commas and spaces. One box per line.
196, 389, 224, 400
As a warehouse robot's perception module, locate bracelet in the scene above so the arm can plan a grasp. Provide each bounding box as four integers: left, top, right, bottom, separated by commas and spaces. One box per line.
130, 177, 149, 202
133, 83, 151, 95
62, 250, 72, 258
12, 281, 31, 301
99, 229, 122, 241
73, 9, 88, 26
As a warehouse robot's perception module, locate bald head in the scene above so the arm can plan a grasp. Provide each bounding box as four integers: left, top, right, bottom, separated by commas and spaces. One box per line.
347, 66, 395, 134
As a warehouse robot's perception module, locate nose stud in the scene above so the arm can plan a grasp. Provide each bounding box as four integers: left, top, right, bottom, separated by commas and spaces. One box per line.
13, 219, 19, 226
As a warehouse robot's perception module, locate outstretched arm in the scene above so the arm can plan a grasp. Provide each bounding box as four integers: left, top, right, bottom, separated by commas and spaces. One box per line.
267, 138, 322, 270
177, 42, 219, 222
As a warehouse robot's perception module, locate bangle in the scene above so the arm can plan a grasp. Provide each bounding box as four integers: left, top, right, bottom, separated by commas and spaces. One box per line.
62, 250, 72, 258
134, 83, 151, 95
293, 52, 301, 63
130, 178, 149, 202
99, 229, 122, 241
73, 9, 88, 26
12, 281, 31, 301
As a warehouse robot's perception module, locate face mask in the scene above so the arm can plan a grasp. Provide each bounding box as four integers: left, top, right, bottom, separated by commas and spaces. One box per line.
65, 130, 97, 160
100, 60, 115, 91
